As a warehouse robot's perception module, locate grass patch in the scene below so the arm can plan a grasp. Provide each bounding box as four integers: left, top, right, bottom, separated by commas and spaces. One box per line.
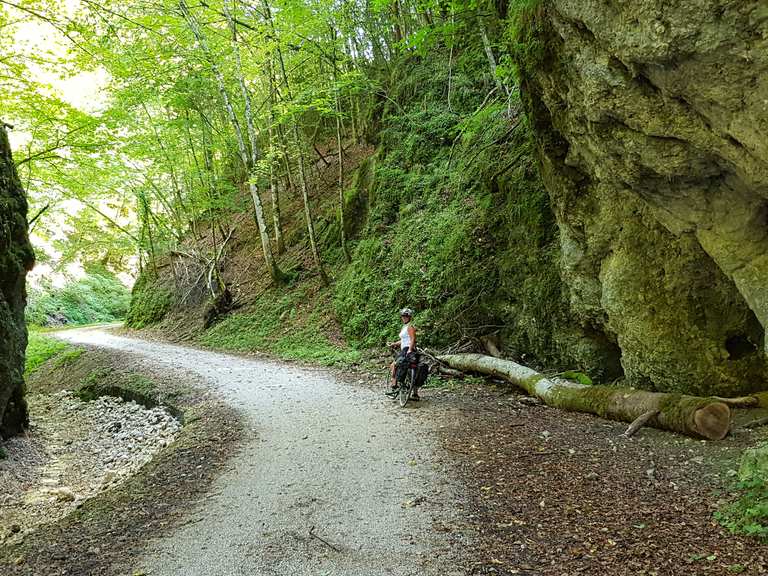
199, 282, 360, 366
52, 348, 85, 369
25, 332, 69, 375
125, 271, 174, 329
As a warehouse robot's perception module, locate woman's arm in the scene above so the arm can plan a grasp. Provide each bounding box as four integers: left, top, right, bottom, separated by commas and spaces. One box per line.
407, 325, 416, 353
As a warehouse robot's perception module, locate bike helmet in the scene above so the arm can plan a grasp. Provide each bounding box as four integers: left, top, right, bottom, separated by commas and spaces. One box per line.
399, 307, 414, 317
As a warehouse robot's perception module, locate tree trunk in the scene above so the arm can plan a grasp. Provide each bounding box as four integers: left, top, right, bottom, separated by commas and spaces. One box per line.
179, 0, 284, 284
263, 0, 329, 285
0, 125, 34, 438
477, 9, 504, 94
269, 159, 284, 254
335, 105, 350, 263
266, 58, 285, 254
293, 125, 330, 286
331, 33, 351, 263
438, 353, 732, 440
392, 0, 403, 44
277, 124, 295, 192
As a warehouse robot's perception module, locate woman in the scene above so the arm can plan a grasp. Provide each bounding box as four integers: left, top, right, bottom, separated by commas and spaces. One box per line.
388, 307, 420, 400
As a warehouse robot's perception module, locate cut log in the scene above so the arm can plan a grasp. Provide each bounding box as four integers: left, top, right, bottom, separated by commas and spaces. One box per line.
438, 353, 732, 440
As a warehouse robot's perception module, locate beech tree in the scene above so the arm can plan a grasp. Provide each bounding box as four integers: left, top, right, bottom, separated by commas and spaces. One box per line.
0, 0, 503, 291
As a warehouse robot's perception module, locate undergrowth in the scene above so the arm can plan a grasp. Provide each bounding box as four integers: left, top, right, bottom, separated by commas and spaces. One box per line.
125, 271, 174, 329
335, 65, 570, 368
199, 281, 360, 366
716, 445, 768, 541
26, 268, 130, 327
716, 479, 768, 541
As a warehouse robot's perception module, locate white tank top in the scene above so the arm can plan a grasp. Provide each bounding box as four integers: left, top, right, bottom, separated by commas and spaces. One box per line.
400, 323, 412, 350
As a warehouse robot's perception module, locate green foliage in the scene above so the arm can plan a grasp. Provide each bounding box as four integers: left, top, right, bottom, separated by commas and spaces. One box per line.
716, 443, 768, 540
200, 283, 360, 366
24, 332, 69, 375
124, 271, 174, 329
26, 270, 131, 327
335, 85, 570, 368
506, 0, 548, 80
715, 477, 768, 541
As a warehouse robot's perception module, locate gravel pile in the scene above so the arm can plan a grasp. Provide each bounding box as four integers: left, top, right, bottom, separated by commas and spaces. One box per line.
0, 391, 181, 544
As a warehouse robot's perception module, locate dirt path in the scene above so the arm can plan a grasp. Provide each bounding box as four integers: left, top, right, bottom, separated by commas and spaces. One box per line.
56, 328, 469, 576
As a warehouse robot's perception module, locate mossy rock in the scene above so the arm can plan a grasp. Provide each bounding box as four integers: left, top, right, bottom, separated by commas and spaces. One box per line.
739, 444, 768, 483
0, 125, 34, 438
125, 271, 175, 329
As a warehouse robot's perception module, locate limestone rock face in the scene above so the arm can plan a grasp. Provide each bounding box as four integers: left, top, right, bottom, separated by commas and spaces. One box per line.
519, 1, 768, 395
0, 124, 34, 438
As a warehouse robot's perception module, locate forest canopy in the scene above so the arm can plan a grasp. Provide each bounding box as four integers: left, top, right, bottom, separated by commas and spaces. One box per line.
1, 0, 513, 292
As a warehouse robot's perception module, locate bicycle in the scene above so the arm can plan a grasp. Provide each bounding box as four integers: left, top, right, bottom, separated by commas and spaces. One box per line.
385, 353, 418, 408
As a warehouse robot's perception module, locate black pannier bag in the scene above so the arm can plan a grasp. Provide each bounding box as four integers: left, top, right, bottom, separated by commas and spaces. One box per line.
414, 362, 429, 388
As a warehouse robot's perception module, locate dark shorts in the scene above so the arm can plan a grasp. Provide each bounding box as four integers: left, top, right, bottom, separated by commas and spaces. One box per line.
395, 349, 420, 384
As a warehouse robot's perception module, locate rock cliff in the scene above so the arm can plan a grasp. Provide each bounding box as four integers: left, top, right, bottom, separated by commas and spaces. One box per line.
519, 0, 768, 395
0, 124, 34, 438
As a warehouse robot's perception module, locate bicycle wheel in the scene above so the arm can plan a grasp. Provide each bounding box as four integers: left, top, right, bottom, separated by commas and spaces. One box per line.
398, 369, 413, 408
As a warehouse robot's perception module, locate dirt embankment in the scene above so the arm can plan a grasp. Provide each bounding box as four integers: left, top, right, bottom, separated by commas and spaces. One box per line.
0, 336, 243, 576
0, 391, 180, 545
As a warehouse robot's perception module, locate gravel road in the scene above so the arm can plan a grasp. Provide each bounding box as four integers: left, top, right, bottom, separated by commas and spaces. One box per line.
56, 328, 469, 576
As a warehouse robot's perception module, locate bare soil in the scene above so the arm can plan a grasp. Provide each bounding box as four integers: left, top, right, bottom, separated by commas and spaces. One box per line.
418, 380, 768, 576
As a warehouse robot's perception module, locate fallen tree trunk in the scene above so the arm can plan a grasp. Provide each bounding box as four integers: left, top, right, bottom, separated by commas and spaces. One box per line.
438, 354, 732, 440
